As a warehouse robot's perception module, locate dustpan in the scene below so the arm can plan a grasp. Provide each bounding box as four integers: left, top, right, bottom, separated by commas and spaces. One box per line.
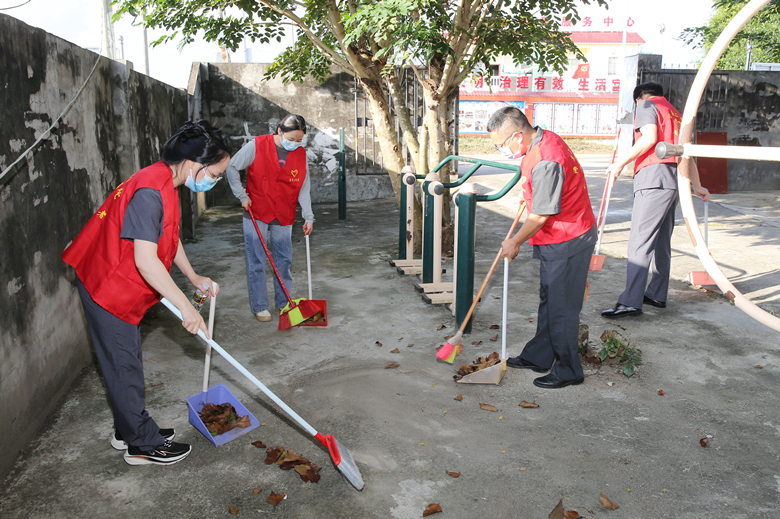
299, 234, 328, 326
686, 201, 716, 286
187, 283, 260, 446
457, 258, 510, 385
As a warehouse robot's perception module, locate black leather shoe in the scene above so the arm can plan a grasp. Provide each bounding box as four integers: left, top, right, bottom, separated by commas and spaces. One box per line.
643, 295, 666, 308
533, 373, 584, 389
601, 303, 643, 318
506, 356, 548, 373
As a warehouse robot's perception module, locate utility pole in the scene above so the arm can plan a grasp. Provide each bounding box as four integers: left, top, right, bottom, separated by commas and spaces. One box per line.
143, 15, 150, 75
119, 36, 125, 60
745, 41, 753, 71
101, 0, 116, 59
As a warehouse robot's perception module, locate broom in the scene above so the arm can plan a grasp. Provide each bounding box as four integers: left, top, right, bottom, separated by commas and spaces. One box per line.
246, 207, 321, 330
437, 201, 527, 363
160, 298, 364, 490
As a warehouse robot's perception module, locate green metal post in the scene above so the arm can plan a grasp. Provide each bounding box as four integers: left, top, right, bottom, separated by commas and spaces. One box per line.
456, 184, 477, 333
421, 172, 439, 284
398, 177, 407, 259
338, 128, 346, 220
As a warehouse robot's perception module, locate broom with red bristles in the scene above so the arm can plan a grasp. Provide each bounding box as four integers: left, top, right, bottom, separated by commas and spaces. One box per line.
247, 207, 322, 330
437, 201, 527, 363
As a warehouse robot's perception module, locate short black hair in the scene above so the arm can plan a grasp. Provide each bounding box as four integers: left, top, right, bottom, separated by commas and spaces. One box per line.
486, 106, 532, 134
633, 82, 664, 101
277, 114, 307, 135
161, 120, 232, 166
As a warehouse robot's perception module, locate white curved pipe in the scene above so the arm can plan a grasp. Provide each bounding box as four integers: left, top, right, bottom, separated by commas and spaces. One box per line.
677, 0, 780, 332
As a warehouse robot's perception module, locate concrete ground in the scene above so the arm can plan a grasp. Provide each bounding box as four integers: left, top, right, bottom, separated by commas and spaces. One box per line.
2, 155, 780, 519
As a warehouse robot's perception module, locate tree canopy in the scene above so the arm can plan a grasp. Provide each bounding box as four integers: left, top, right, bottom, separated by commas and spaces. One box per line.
681, 0, 780, 69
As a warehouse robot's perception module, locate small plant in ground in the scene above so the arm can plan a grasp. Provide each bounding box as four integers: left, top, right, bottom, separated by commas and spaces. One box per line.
599, 326, 642, 377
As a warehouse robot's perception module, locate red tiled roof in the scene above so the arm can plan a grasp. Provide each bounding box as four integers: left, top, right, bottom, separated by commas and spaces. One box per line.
567, 31, 645, 45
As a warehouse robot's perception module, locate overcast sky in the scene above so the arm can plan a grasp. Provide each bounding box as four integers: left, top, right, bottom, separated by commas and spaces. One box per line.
3, 0, 714, 88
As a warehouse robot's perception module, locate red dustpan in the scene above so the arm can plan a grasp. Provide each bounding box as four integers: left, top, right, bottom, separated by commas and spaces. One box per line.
299, 234, 328, 326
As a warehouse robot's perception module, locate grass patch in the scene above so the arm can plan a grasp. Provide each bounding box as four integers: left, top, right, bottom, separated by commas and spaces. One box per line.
458, 135, 614, 155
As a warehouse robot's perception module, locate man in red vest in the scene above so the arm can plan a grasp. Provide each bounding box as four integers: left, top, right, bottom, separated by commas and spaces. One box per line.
602, 83, 710, 318
488, 106, 596, 389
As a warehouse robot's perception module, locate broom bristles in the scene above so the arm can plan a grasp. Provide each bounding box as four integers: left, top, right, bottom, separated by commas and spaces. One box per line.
436, 331, 463, 362
315, 432, 364, 490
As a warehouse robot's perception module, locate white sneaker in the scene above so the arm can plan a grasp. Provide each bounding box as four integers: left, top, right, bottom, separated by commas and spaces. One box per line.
255, 310, 272, 322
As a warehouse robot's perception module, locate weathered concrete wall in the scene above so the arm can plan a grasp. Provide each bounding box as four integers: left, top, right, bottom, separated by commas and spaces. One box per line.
638, 59, 780, 191
190, 62, 393, 207
0, 14, 188, 481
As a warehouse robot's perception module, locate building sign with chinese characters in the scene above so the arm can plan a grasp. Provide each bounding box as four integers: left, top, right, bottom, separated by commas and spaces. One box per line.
461, 75, 620, 94
563, 16, 636, 29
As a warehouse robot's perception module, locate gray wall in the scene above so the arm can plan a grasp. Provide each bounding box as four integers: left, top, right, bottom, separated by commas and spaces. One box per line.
0, 14, 188, 481
188, 62, 393, 207
638, 57, 780, 191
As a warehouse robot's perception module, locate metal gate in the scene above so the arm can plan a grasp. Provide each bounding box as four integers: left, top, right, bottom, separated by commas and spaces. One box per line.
639, 70, 730, 132
354, 69, 458, 175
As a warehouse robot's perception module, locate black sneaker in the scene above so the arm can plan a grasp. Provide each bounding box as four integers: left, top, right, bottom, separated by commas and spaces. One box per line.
111, 428, 176, 450
123, 440, 192, 466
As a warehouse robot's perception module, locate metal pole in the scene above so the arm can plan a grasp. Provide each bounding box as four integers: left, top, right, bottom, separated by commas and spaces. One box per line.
399, 167, 415, 259
429, 180, 444, 284
745, 42, 753, 70
142, 11, 150, 75
119, 36, 124, 60
338, 128, 346, 220
455, 184, 476, 334
421, 172, 440, 283
101, 0, 115, 59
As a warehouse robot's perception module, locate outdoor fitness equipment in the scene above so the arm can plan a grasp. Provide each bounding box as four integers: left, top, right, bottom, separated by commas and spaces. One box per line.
655, 0, 780, 333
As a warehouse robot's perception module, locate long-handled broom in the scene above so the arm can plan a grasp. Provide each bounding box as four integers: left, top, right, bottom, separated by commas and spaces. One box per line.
161, 298, 364, 490
246, 207, 321, 330
436, 201, 527, 363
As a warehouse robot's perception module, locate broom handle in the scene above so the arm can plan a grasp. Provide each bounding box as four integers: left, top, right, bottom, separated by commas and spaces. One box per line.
202, 282, 217, 393
595, 128, 621, 230
594, 173, 615, 256
305, 234, 313, 300
501, 257, 508, 360
247, 207, 295, 305
161, 298, 319, 437
458, 201, 526, 333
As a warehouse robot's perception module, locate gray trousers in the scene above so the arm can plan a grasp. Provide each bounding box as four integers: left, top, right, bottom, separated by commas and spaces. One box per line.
618, 188, 678, 308
77, 278, 164, 450
519, 236, 594, 381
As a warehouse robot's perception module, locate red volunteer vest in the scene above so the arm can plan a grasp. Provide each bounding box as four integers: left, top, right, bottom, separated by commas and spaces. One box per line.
521, 130, 595, 246
62, 162, 180, 324
246, 134, 307, 225
634, 96, 682, 173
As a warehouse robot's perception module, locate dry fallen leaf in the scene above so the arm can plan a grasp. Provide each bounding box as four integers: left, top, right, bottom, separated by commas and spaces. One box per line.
480, 403, 498, 412
437, 324, 446, 331
228, 505, 239, 515
253, 488, 262, 494
376, 341, 383, 347
519, 401, 539, 408
564, 511, 583, 519
264, 447, 283, 465
454, 394, 463, 401
408, 344, 414, 348
267, 491, 286, 506
755, 365, 763, 369
548, 499, 564, 519
657, 390, 665, 396
700, 437, 708, 448
445, 470, 460, 478
490, 324, 500, 329
607, 382, 614, 387
472, 340, 482, 345
423, 503, 443, 517
520, 467, 527, 471
489, 334, 499, 341
599, 492, 619, 510
444, 334, 454, 340
385, 363, 399, 369
492, 295, 501, 299
251, 440, 266, 448
391, 348, 400, 353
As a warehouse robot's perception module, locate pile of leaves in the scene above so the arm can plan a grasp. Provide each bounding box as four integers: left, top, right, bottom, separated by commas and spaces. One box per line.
259, 442, 322, 483
198, 403, 251, 436
453, 352, 501, 381
303, 311, 325, 323
578, 325, 642, 377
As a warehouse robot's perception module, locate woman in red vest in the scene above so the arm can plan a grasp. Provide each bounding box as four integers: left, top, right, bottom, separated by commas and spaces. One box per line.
62, 120, 232, 465
226, 114, 314, 322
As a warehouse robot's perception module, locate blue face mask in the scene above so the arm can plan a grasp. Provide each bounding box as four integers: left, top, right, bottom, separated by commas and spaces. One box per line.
281, 138, 302, 151
184, 167, 219, 192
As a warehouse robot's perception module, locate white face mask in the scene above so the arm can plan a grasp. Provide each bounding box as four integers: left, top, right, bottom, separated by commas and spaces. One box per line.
496, 132, 523, 159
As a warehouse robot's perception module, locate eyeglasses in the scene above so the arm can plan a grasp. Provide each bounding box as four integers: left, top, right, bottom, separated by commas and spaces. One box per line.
197, 164, 222, 183
494, 132, 517, 151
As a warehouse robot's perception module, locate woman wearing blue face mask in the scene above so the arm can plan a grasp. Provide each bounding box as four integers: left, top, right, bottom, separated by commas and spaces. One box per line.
62, 120, 232, 466
226, 114, 315, 323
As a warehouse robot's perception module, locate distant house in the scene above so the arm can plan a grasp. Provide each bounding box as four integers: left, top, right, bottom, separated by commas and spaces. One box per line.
459, 31, 645, 138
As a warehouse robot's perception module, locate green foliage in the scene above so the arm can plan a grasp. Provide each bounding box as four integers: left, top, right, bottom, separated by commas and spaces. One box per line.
598, 327, 642, 378
680, 0, 780, 69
